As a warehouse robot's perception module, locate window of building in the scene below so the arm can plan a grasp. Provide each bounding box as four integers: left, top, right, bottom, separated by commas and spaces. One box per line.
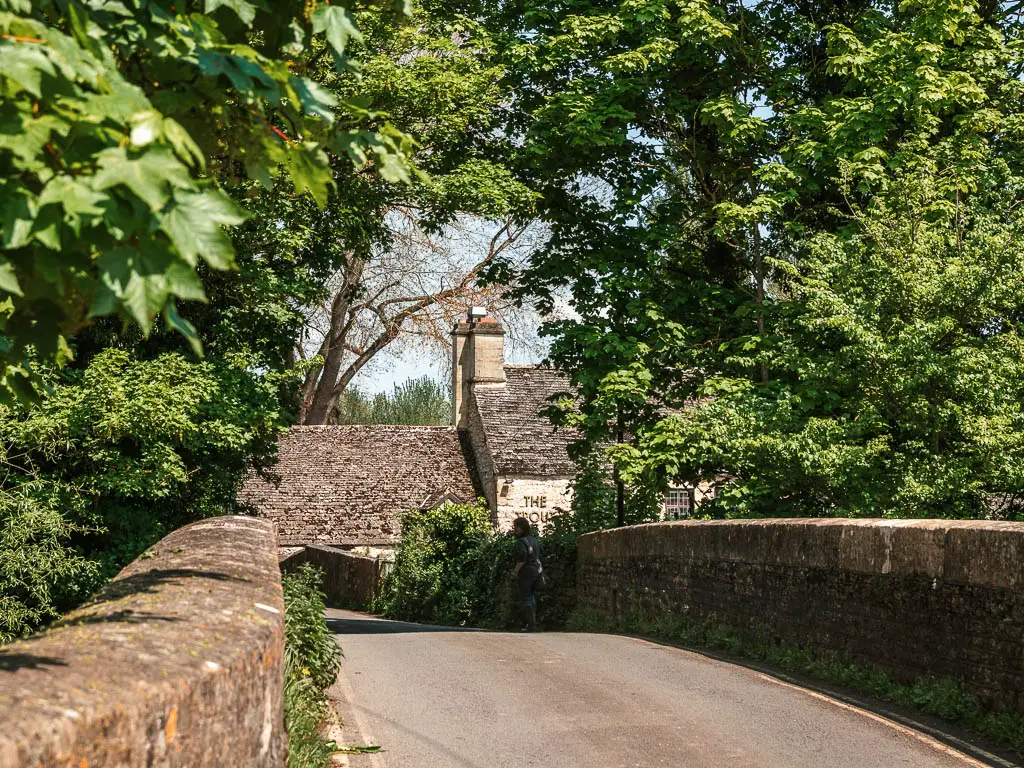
663, 487, 693, 520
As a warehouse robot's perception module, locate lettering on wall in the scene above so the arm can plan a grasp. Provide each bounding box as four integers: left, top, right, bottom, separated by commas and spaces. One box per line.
498, 481, 571, 530
522, 496, 549, 524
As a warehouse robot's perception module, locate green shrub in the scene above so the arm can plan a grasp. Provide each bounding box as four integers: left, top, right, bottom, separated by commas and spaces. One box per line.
282, 564, 343, 768
373, 501, 579, 629
372, 502, 515, 627
0, 349, 282, 641
0, 480, 100, 642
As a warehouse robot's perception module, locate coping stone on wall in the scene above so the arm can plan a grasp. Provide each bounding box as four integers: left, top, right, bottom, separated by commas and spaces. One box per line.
579, 518, 1024, 589
0, 515, 286, 768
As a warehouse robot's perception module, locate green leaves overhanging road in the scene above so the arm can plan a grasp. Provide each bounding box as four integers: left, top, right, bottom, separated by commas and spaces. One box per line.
0, 0, 415, 397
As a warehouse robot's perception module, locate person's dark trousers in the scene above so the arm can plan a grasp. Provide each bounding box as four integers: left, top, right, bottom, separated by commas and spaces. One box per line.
516, 566, 539, 631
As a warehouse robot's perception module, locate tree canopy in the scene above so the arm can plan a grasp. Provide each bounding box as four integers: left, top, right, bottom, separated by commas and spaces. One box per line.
0, 0, 417, 640
4, 0, 1024, 645
333, 375, 451, 425
0, 0, 413, 397
487, 0, 1024, 519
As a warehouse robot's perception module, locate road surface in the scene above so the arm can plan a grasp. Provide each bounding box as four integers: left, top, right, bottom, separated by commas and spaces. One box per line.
326, 609, 997, 768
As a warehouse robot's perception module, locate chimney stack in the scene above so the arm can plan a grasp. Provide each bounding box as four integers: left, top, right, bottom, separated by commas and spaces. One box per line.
451, 307, 505, 427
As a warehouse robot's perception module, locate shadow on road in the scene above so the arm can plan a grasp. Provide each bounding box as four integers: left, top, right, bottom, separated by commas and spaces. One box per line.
326, 613, 487, 636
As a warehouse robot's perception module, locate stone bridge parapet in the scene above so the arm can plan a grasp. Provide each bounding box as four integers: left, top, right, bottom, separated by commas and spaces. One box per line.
0, 515, 285, 768
281, 544, 390, 608
578, 518, 1024, 713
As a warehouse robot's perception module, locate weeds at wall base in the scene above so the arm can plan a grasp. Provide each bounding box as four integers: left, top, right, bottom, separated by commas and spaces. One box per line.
566, 608, 1024, 759
283, 564, 345, 768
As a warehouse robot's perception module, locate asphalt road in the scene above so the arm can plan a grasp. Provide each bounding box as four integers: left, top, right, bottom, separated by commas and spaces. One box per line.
325, 609, 992, 768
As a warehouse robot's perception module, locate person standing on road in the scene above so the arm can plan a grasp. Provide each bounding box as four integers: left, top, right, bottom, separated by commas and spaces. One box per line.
512, 517, 544, 632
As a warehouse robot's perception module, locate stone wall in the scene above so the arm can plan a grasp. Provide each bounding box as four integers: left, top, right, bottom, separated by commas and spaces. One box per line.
0, 516, 285, 768
281, 545, 389, 608
492, 545, 578, 629
465, 391, 498, 512
578, 518, 1024, 714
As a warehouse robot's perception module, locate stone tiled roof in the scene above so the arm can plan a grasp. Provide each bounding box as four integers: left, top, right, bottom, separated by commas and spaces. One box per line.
239, 425, 481, 546
472, 365, 577, 476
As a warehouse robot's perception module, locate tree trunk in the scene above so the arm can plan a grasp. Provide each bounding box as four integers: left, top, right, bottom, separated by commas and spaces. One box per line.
300, 256, 365, 424
295, 215, 528, 424
753, 225, 767, 384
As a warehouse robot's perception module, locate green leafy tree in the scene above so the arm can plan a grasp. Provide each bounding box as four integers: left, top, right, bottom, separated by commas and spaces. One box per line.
495, 0, 1024, 521
630, 166, 1024, 518
332, 376, 451, 425
372, 376, 450, 425
470, 0, 771, 511
0, 347, 283, 638
0, 479, 98, 642
0, 0, 414, 397
260, 1, 537, 423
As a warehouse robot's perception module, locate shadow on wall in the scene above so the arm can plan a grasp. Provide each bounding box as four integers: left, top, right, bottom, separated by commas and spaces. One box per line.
0, 568, 252, 672
50, 568, 251, 630
0, 653, 68, 673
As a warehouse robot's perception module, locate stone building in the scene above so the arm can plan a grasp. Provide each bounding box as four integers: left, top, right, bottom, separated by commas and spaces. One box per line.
452, 314, 576, 532
240, 312, 578, 547
241, 310, 713, 548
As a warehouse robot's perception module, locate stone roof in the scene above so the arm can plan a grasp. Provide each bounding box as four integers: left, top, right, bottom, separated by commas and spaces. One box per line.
472, 365, 577, 476
239, 425, 480, 546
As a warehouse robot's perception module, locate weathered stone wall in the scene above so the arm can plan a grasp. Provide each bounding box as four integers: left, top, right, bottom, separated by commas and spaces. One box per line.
492, 545, 577, 629
578, 519, 1024, 713
282, 545, 389, 608
0, 516, 285, 768
536, 545, 578, 628
465, 391, 499, 512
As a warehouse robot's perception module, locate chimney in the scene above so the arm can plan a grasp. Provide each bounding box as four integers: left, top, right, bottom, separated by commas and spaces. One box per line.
451, 307, 506, 427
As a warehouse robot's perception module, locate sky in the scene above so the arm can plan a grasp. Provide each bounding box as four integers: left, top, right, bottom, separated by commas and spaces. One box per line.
355, 325, 552, 394
331, 213, 576, 396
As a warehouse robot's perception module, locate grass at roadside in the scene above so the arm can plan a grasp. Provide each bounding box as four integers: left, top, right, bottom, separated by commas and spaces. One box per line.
283, 564, 344, 768
567, 607, 1024, 759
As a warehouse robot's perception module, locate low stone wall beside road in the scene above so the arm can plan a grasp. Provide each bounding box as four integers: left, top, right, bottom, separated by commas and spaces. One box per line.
282, 544, 389, 608
578, 519, 1024, 714
0, 516, 286, 768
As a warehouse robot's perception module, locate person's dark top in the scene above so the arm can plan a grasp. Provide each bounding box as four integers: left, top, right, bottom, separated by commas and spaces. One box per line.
514, 535, 543, 571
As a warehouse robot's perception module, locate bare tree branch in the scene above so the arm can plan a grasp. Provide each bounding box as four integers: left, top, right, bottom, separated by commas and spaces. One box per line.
297, 212, 547, 424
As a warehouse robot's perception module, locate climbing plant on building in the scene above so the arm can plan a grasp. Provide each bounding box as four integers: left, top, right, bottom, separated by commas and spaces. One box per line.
0, 0, 415, 400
